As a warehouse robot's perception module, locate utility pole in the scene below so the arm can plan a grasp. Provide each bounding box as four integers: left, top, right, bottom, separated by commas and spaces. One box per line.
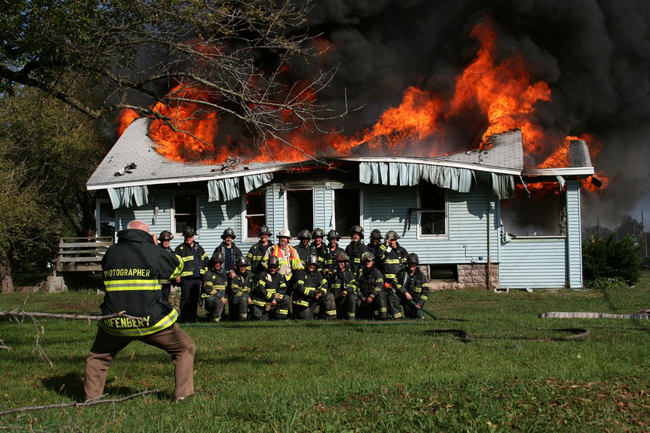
643, 210, 648, 257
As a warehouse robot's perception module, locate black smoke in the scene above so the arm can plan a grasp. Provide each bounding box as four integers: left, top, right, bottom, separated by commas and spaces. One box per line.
290, 0, 650, 226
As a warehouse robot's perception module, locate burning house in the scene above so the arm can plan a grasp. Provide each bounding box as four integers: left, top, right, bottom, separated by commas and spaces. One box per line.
87, 118, 595, 290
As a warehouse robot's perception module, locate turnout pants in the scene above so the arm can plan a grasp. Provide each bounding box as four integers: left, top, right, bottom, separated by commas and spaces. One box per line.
203, 296, 225, 321
251, 295, 290, 321
357, 291, 388, 320
179, 277, 202, 323
230, 294, 250, 321
84, 324, 195, 400
336, 293, 358, 320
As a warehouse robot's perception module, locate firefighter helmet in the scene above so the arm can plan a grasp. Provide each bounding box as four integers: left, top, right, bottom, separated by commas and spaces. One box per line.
257, 225, 271, 236
182, 226, 195, 238
362, 252, 375, 262
370, 229, 382, 240
298, 229, 312, 240
336, 252, 349, 262
268, 256, 280, 268
327, 229, 340, 240
235, 257, 248, 268
159, 230, 174, 242
312, 228, 325, 239
406, 253, 419, 265
305, 255, 319, 266
277, 228, 291, 238
210, 252, 225, 263
350, 225, 364, 238
385, 230, 400, 241
222, 227, 236, 240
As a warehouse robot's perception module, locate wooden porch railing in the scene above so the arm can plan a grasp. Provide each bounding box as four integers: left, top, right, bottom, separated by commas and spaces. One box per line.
56, 237, 113, 272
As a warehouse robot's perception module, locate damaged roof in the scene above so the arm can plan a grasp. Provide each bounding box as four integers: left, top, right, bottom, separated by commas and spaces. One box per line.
87, 119, 594, 190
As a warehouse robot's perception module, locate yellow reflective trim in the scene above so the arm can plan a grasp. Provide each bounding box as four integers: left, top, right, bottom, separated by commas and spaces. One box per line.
104, 280, 160, 291
293, 299, 309, 306
99, 309, 178, 337
326, 310, 336, 316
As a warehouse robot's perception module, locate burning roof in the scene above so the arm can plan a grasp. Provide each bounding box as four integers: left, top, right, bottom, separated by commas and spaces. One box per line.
87, 119, 593, 194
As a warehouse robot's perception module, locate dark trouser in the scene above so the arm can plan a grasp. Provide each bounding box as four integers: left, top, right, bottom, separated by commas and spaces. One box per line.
401, 296, 425, 319
84, 324, 195, 400
180, 278, 201, 323
318, 292, 337, 319
357, 291, 388, 320
336, 293, 358, 320
161, 283, 172, 304
251, 295, 290, 321
386, 288, 403, 319
203, 296, 225, 321
230, 294, 249, 321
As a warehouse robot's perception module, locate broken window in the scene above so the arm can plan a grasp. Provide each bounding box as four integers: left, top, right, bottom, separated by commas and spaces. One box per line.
95, 199, 115, 238
174, 194, 198, 235
500, 186, 566, 237
334, 189, 361, 236
286, 189, 313, 237
244, 191, 266, 240
418, 182, 447, 236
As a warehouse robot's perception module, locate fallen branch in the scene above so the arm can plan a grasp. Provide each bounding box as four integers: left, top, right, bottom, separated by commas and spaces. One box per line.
0, 338, 10, 351
0, 311, 144, 322
0, 389, 160, 417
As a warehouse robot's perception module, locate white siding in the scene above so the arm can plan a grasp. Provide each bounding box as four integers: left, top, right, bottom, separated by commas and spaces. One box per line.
499, 238, 567, 288
566, 181, 583, 288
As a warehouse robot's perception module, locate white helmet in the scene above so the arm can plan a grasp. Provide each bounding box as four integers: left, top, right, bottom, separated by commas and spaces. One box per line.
277, 228, 291, 238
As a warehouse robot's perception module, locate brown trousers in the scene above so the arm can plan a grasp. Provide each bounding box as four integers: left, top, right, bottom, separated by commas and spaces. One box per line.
84, 323, 195, 400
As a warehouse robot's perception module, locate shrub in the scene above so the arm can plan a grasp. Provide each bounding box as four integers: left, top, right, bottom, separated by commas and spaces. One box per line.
583, 234, 642, 285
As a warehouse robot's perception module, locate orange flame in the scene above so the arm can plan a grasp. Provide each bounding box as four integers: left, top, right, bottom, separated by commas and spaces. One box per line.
116, 109, 140, 138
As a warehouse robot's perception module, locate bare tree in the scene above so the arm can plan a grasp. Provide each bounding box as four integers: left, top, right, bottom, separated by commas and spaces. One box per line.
0, 0, 341, 149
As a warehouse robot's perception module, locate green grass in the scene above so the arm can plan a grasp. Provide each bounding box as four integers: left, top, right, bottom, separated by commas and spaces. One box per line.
1, 273, 650, 432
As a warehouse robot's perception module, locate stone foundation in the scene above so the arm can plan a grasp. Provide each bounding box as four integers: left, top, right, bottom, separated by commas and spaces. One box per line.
428, 263, 499, 290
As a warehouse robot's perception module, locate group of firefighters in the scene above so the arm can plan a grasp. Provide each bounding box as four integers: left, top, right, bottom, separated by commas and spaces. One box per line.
159, 225, 430, 322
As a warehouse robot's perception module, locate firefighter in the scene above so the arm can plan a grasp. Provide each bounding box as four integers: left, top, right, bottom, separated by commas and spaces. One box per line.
201, 253, 228, 322
229, 257, 252, 322
261, 228, 303, 289
356, 252, 388, 320
330, 252, 358, 320
319, 229, 345, 275
175, 226, 208, 323
251, 256, 291, 321
85, 220, 194, 403
345, 225, 369, 275
213, 227, 243, 274
367, 229, 384, 270
292, 255, 335, 320
380, 230, 407, 319
158, 230, 178, 303
396, 253, 430, 319
296, 229, 317, 264
311, 228, 326, 258
246, 225, 273, 278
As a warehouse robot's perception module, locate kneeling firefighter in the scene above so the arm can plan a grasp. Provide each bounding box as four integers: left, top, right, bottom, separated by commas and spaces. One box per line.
251, 256, 290, 321
292, 255, 336, 320
330, 252, 358, 320
202, 253, 228, 322
356, 252, 388, 320
229, 257, 252, 321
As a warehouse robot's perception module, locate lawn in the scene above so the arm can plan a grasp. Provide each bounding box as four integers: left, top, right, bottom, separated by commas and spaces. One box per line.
1, 273, 649, 432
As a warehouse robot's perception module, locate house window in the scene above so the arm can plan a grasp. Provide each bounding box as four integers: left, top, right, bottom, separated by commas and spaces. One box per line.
334, 189, 361, 236
286, 189, 313, 237
501, 185, 566, 237
174, 194, 198, 235
244, 191, 266, 239
419, 182, 447, 236
95, 199, 115, 238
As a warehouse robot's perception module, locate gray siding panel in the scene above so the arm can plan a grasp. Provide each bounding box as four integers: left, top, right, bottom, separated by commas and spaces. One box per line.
500, 238, 567, 288
566, 181, 583, 288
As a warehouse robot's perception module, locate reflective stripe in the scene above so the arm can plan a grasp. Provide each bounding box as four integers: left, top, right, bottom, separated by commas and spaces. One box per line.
384, 259, 400, 264
104, 280, 160, 291
278, 309, 289, 315
326, 310, 336, 316
99, 309, 178, 337
252, 300, 267, 307
293, 299, 309, 307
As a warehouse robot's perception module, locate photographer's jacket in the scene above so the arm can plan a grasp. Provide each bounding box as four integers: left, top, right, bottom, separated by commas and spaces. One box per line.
99, 229, 184, 337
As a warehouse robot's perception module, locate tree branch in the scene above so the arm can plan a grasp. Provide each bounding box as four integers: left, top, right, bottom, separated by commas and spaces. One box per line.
0, 390, 161, 417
